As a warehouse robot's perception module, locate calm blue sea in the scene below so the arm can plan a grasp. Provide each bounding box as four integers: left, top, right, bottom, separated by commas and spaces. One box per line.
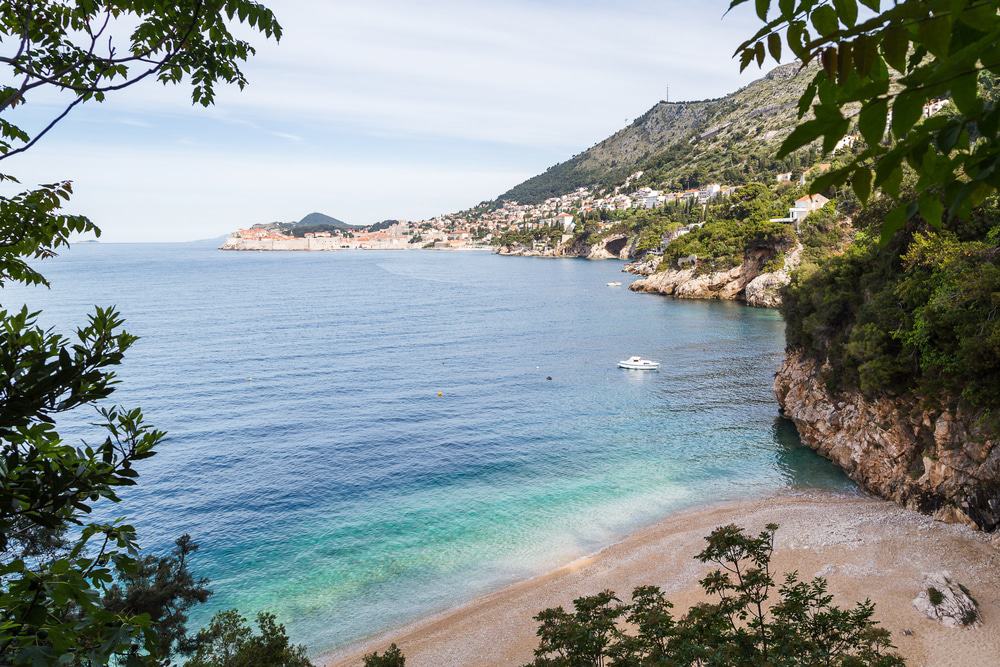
3, 244, 853, 656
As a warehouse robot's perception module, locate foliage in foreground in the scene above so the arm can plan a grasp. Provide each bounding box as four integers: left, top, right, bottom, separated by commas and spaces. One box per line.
526, 524, 903, 667
0, 1, 284, 664
735, 0, 1000, 239
186, 610, 314, 667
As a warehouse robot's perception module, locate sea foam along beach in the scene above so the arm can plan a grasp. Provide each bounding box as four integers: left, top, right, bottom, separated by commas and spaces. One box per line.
324, 491, 1000, 667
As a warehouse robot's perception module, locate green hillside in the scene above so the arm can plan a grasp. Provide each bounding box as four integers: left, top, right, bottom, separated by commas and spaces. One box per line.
500, 62, 820, 204
295, 211, 356, 231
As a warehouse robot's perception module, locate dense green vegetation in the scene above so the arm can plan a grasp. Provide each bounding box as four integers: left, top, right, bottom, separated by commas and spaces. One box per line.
656, 183, 796, 273
663, 218, 795, 273
784, 195, 1000, 410
797, 201, 855, 265
491, 225, 566, 249
186, 611, 313, 667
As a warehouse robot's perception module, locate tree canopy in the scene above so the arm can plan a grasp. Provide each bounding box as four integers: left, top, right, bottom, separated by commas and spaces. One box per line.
732, 0, 1000, 241
0, 1, 283, 664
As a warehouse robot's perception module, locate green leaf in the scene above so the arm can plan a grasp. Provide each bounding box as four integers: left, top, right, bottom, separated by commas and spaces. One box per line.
891, 91, 923, 138
768, 32, 783, 62
788, 21, 809, 60
852, 168, 874, 202
860, 0, 880, 10
832, 0, 858, 27
811, 5, 840, 37
778, 119, 826, 157
918, 192, 944, 227
936, 120, 963, 153
918, 15, 951, 57
882, 25, 908, 73
883, 165, 904, 197
858, 98, 888, 145
756, 0, 771, 21
798, 79, 818, 117
779, 0, 795, 19
950, 72, 981, 115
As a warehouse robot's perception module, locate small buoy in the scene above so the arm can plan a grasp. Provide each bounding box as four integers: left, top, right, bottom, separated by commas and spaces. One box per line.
437, 391, 443, 397
546, 376, 552, 381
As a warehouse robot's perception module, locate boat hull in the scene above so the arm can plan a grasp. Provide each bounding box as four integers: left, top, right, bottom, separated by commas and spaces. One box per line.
618, 362, 660, 370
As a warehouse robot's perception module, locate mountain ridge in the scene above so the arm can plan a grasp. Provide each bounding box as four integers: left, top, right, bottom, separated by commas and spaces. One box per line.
499, 62, 818, 204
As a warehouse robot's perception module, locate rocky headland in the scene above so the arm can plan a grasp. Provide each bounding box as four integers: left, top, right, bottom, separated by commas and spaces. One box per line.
495, 232, 637, 261
627, 242, 800, 308
774, 352, 1000, 532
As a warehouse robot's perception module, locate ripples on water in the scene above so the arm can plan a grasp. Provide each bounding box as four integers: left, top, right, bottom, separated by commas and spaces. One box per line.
4, 244, 853, 655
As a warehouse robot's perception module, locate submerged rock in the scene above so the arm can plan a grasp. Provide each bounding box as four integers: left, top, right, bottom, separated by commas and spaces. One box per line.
912, 572, 981, 627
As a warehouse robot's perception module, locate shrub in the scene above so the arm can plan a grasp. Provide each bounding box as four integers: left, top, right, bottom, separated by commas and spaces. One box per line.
663, 218, 794, 274
364, 643, 406, 666
927, 588, 944, 606
782, 196, 1000, 409
527, 524, 903, 667
186, 610, 313, 667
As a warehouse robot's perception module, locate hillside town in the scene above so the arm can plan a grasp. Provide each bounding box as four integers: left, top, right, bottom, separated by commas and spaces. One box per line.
223, 168, 838, 261
221, 172, 758, 252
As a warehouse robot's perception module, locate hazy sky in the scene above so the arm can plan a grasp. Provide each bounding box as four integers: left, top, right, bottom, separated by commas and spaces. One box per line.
7, 0, 771, 242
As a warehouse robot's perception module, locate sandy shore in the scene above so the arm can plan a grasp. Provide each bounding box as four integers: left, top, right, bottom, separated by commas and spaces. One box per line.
323, 491, 1000, 667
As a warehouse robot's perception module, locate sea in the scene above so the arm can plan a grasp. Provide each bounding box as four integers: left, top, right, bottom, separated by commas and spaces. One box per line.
2, 243, 854, 656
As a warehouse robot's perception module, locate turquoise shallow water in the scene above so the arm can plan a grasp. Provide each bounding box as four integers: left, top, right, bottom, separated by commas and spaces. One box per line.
3, 244, 854, 655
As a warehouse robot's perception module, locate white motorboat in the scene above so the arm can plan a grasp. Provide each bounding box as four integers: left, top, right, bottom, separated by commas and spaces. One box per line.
606, 281, 622, 287
618, 356, 660, 370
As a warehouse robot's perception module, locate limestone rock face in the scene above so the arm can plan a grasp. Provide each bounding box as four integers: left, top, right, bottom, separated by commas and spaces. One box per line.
629, 265, 744, 300
623, 256, 661, 276
912, 572, 981, 627
774, 352, 1000, 531
628, 241, 794, 306
745, 244, 802, 308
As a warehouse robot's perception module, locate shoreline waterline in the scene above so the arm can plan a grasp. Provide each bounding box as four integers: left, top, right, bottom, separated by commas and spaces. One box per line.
322, 490, 1000, 667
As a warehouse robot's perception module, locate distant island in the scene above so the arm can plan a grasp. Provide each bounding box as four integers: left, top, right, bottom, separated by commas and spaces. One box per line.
219, 211, 486, 251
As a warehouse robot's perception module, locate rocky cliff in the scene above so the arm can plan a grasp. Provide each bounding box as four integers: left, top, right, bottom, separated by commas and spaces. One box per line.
496, 233, 638, 260
774, 352, 1000, 532
499, 62, 817, 204
627, 243, 798, 307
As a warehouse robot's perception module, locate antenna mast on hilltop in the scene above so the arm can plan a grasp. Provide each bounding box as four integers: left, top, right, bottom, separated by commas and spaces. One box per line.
665, 84, 670, 103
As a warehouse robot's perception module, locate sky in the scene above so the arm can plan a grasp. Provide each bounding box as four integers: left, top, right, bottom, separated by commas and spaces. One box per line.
5, 0, 774, 242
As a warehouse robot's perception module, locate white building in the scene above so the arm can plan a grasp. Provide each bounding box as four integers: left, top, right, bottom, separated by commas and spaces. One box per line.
834, 134, 857, 153
923, 99, 949, 118
790, 194, 830, 222
554, 212, 575, 232
633, 187, 662, 209
697, 183, 722, 203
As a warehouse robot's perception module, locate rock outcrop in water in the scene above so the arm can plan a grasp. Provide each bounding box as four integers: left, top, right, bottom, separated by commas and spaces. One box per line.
496, 233, 638, 260
627, 243, 798, 307
774, 352, 1000, 532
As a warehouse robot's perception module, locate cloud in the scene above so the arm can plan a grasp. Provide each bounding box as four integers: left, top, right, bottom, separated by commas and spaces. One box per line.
8, 143, 530, 242
3, 0, 771, 240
